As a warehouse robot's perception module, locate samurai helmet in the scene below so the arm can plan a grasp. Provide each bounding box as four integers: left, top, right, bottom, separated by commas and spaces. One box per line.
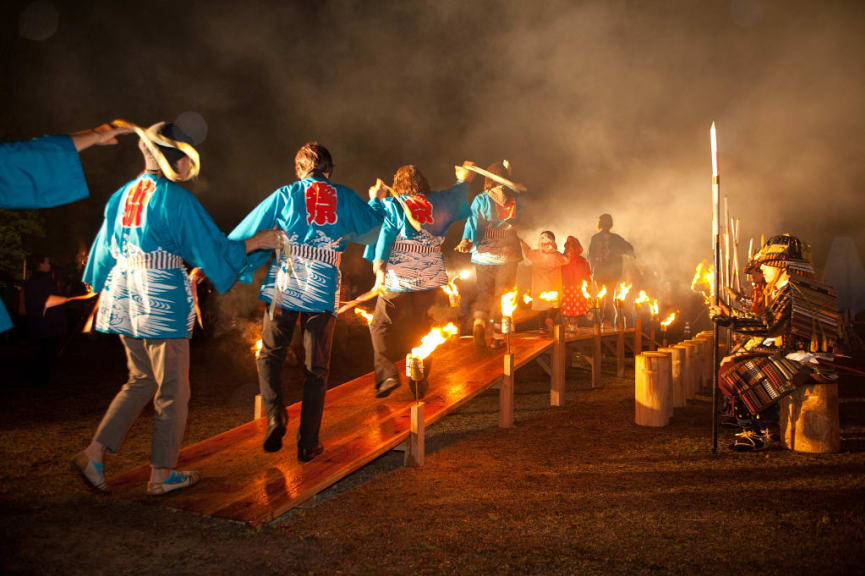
746, 234, 814, 276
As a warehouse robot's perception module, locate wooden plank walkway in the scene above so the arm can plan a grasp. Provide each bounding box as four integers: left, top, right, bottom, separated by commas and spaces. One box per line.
108, 332, 557, 524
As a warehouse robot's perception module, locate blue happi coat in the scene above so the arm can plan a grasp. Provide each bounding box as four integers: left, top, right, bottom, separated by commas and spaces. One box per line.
83, 175, 248, 339
1, 135, 89, 332
462, 192, 524, 266
364, 181, 470, 292
229, 176, 381, 314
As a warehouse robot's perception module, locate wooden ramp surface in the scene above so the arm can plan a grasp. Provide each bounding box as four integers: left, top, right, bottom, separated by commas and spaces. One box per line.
108, 333, 554, 525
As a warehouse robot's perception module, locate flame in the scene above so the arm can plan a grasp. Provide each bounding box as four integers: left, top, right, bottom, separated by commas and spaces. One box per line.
634, 290, 649, 306
581, 280, 591, 299
501, 288, 518, 318
458, 268, 472, 280
614, 282, 632, 302
441, 279, 460, 298
650, 299, 659, 317
690, 260, 715, 305
354, 307, 374, 325
252, 339, 263, 359
411, 323, 459, 360
596, 285, 607, 299
539, 291, 559, 302
523, 293, 533, 304
661, 312, 677, 327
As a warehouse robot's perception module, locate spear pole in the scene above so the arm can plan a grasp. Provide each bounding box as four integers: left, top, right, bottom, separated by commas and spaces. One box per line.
710, 122, 721, 453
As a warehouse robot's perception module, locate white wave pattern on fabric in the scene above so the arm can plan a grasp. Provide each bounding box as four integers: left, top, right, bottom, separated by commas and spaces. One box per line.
472, 224, 518, 265
97, 243, 193, 338
259, 231, 343, 312
385, 228, 447, 292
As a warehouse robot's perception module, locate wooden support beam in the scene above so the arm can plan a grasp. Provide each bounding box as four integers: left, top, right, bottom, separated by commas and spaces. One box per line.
616, 316, 625, 377
500, 353, 515, 428
254, 394, 263, 420
551, 324, 565, 406
535, 353, 552, 377
634, 315, 642, 356
592, 318, 603, 389
405, 402, 425, 467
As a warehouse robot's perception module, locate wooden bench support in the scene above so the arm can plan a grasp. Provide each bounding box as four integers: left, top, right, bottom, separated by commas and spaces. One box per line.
551, 324, 565, 406
500, 353, 515, 428
535, 353, 552, 377
634, 316, 642, 357
405, 402, 425, 467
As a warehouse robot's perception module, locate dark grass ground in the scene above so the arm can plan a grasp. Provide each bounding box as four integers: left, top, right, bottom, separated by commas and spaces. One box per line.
2, 328, 865, 576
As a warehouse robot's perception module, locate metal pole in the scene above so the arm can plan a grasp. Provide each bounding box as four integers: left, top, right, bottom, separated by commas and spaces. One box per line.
711, 123, 721, 454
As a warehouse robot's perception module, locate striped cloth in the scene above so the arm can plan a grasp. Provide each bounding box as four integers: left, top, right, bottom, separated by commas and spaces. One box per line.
288, 243, 341, 266
392, 240, 441, 254
116, 251, 184, 270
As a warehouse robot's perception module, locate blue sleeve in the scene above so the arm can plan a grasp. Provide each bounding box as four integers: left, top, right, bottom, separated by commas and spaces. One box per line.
438, 181, 470, 221
342, 187, 382, 246
171, 188, 247, 294
0, 301, 10, 333
229, 189, 283, 284
373, 202, 401, 262
368, 197, 386, 219
463, 194, 485, 242
0, 135, 89, 209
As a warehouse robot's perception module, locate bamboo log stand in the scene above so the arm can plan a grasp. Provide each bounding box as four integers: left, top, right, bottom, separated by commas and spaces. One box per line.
406, 402, 425, 466
666, 345, 687, 409
551, 325, 565, 406
681, 341, 699, 400
635, 352, 672, 427
779, 382, 840, 453
500, 353, 515, 428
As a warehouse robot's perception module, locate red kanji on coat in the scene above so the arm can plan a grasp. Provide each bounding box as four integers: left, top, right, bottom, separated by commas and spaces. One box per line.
305, 182, 339, 225
404, 194, 434, 225
121, 178, 156, 227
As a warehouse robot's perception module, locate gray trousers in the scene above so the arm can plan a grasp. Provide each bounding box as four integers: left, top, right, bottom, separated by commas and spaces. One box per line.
93, 336, 190, 469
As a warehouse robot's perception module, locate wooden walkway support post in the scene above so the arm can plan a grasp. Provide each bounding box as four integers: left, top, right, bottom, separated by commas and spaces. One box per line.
779, 382, 840, 453
633, 314, 642, 356
649, 321, 656, 351
551, 325, 566, 406
616, 313, 625, 377
500, 353, 515, 428
254, 394, 263, 420
592, 314, 603, 389
406, 402, 425, 466
635, 352, 672, 427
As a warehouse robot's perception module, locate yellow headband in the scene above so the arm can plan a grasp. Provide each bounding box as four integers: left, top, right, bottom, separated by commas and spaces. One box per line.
111, 119, 200, 182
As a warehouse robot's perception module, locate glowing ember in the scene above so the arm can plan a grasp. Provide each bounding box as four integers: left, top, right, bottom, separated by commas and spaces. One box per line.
411, 323, 459, 360
661, 312, 677, 327
690, 260, 715, 305
650, 299, 659, 317
354, 307, 374, 325
581, 280, 591, 300
539, 291, 559, 302
614, 282, 632, 302
501, 288, 519, 318
523, 293, 533, 304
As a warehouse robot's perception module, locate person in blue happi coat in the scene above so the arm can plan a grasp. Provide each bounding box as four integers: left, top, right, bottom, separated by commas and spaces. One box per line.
73, 122, 281, 494
364, 163, 475, 398
0, 122, 133, 334
455, 161, 524, 348
230, 142, 381, 461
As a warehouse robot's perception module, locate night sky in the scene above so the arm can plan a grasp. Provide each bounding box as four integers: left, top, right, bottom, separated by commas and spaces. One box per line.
2, 0, 864, 291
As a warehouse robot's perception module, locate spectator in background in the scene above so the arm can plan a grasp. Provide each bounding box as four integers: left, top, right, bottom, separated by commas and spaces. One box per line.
588, 213, 634, 325
24, 254, 66, 386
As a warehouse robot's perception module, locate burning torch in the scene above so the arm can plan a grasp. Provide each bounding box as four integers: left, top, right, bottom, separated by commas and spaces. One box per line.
405, 323, 458, 401
500, 289, 519, 354
613, 282, 632, 330
660, 312, 677, 347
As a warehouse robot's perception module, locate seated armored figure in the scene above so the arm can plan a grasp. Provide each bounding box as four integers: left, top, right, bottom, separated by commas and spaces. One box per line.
711, 234, 841, 451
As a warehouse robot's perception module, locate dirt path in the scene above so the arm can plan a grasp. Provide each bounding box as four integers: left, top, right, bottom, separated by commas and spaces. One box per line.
2, 335, 865, 575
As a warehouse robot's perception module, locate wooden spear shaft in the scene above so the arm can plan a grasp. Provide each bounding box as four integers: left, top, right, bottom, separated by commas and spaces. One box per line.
711, 122, 721, 454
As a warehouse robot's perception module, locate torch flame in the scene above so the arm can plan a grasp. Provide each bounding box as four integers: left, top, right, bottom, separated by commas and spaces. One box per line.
661, 312, 677, 327
690, 260, 715, 305
596, 285, 607, 299
634, 290, 649, 306
539, 291, 559, 302
411, 323, 459, 360
650, 299, 659, 317
501, 288, 518, 318
581, 280, 591, 299
458, 268, 472, 280
523, 293, 533, 304
251, 339, 263, 352
614, 282, 632, 302
354, 307, 374, 325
